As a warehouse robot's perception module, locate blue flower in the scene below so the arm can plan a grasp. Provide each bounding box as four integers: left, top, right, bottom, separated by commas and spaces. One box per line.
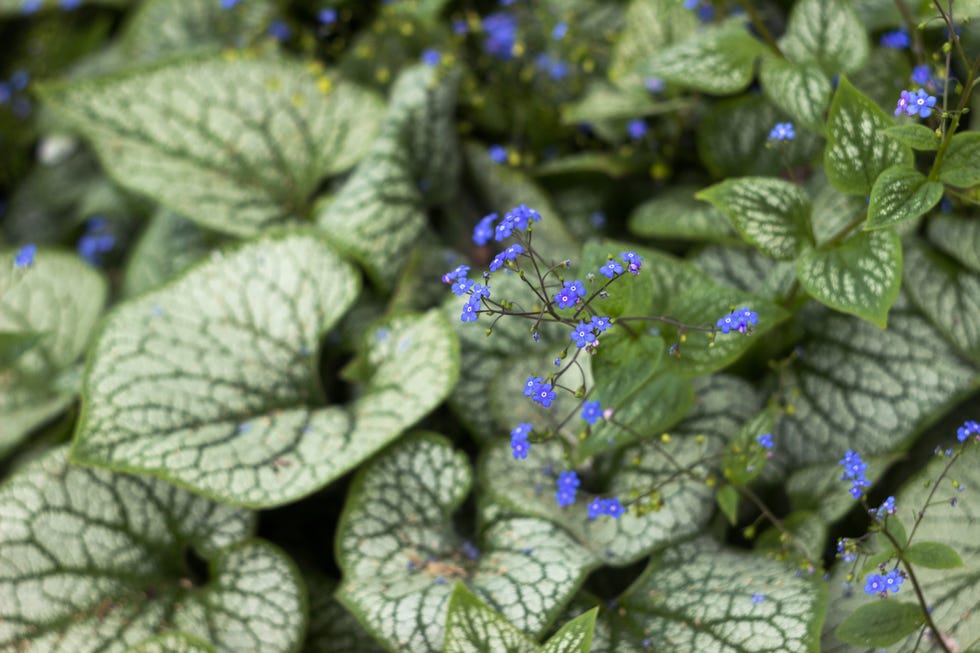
627, 119, 647, 140
531, 381, 556, 408
873, 496, 896, 519
837, 538, 856, 563
599, 260, 623, 278
442, 265, 470, 284
620, 251, 643, 274
473, 213, 497, 246
956, 420, 979, 442
489, 144, 508, 164
587, 497, 603, 519
471, 284, 491, 300
453, 19, 468, 34
590, 316, 611, 332
267, 19, 292, 42
883, 569, 904, 594
511, 423, 532, 460
645, 77, 665, 93
565, 279, 586, 298
221, 0, 242, 8
757, 433, 773, 449
554, 282, 581, 309
508, 204, 542, 230
768, 122, 795, 141
421, 49, 441, 66
451, 278, 473, 295
13, 243, 36, 268
318, 8, 338, 24
751, 593, 765, 604
555, 470, 580, 507
864, 573, 885, 595
717, 308, 758, 334
580, 400, 602, 425
904, 88, 937, 119
880, 28, 910, 49
489, 252, 506, 272
552, 21, 568, 40
894, 89, 913, 116
587, 497, 625, 519
482, 12, 518, 60
77, 218, 115, 266
570, 322, 593, 349
911, 65, 932, 86
460, 298, 480, 323
461, 540, 481, 560
535, 54, 570, 81
523, 376, 543, 397
839, 449, 872, 499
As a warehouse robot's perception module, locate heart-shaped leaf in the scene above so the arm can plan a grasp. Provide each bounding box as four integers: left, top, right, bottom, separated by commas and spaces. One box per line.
773, 297, 977, 467
903, 242, 980, 363
123, 210, 218, 297
587, 538, 826, 652
824, 76, 913, 196
444, 583, 597, 653
796, 229, 902, 327
939, 131, 980, 188
336, 434, 596, 652
697, 176, 814, 260
759, 58, 832, 131
317, 65, 461, 289
633, 21, 769, 95
865, 166, 944, 230
72, 232, 459, 507
39, 55, 383, 236
1, 248, 107, 456
480, 375, 759, 566
835, 602, 925, 647
118, 0, 274, 65
780, 0, 869, 74
927, 216, 980, 272
0, 447, 304, 653
628, 185, 736, 242
822, 444, 980, 652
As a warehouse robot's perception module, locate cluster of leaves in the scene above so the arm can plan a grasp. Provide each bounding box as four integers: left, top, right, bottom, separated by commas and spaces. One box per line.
1, 0, 979, 652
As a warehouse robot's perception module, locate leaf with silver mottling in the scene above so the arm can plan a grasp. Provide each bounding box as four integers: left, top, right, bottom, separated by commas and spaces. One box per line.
927, 215, 980, 272
865, 166, 943, 231
780, 0, 869, 74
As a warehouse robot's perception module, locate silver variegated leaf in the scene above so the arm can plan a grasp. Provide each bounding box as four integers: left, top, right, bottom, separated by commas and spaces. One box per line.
927, 215, 980, 272
40, 55, 383, 236
780, 0, 870, 74
759, 58, 832, 132
865, 166, 943, 230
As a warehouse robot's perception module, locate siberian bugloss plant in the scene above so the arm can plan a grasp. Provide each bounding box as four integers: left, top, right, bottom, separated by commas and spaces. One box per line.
0, 1, 978, 652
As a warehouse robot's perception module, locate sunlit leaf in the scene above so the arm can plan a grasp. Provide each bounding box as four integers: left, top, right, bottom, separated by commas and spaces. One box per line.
865, 166, 943, 231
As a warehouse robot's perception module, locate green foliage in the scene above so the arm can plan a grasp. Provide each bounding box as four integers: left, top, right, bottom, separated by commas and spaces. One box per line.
3, 1, 979, 650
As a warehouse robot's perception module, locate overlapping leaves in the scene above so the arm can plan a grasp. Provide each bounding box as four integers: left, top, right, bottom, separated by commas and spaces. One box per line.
0, 447, 304, 653
40, 55, 383, 236
336, 434, 595, 652
72, 232, 459, 507
1, 248, 107, 456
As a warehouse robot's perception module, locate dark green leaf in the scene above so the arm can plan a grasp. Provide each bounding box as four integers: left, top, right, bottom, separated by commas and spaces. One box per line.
697, 177, 813, 260
940, 132, 980, 188
883, 124, 941, 151
796, 229, 902, 327
866, 166, 944, 230
628, 185, 736, 242
835, 601, 925, 647
928, 215, 980, 272
716, 485, 739, 526
303, 574, 386, 653
824, 76, 913, 195
905, 541, 965, 570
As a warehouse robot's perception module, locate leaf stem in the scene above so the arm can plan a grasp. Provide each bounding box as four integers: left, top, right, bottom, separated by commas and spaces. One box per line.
736, 0, 782, 55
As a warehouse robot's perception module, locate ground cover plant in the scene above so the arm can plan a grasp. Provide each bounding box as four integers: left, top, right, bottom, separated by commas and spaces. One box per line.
1, 0, 979, 651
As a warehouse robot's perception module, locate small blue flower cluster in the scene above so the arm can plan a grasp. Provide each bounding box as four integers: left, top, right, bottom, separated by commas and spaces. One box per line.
872, 495, 896, 520
880, 28, 910, 49
864, 569, 904, 596
836, 537, 857, 563
77, 217, 115, 266
839, 450, 871, 499
570, 316, 612, 351
587, 496, 625, 520
756, 433, 773, 449
555, 471, 580, 507
580, 400, 603, 425
13, 243, 36, 269
524, 376, 556, 407
554, 279, 586, 309
768, 122, 795, 141
483, 12, 518, 60
510, 422, 532, 460
957, 420, 979, 442
716, 308, 758, 335
895, 89, 937, 119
